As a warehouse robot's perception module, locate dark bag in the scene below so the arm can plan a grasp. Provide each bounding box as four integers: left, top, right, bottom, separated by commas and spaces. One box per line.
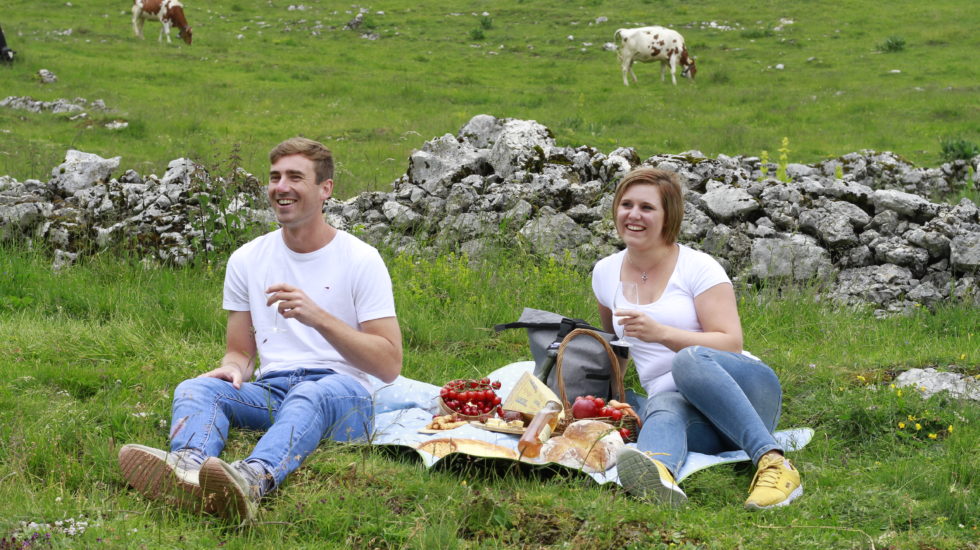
494, 308, 627, 403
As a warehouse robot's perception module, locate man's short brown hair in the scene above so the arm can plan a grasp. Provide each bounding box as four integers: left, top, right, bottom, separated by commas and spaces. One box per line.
269, 137, 334, 184
611, 167, 685, 246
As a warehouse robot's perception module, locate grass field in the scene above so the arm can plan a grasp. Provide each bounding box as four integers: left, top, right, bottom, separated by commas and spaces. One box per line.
2, 1, 979, 196
1, 1, 979, 548
0, 246, 977, 548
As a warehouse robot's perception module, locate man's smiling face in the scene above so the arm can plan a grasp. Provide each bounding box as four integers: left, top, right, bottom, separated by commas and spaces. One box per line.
268, 154, 333, 229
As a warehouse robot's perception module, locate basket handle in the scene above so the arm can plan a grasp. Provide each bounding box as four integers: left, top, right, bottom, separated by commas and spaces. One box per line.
553, 328, 625, 409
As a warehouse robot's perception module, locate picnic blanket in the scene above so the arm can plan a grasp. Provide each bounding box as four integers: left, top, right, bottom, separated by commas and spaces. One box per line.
371, 362, 813, 484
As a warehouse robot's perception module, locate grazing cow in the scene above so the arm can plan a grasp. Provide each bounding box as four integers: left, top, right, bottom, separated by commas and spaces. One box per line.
0, 24, 15, 63
614, 26, 696, 86
132, 0, 192, 45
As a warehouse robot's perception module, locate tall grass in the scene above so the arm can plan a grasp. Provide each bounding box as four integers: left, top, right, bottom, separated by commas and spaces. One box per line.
0, 244, 977, 548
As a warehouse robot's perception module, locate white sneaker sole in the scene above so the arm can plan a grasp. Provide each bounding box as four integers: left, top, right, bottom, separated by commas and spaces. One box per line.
745, 484, 804, 510
617, 447, 688, 507
199, 457, 258, 522
118, 444, 210, 514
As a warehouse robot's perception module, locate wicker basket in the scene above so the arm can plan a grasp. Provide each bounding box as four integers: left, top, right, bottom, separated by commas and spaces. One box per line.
552, 328, 639, 442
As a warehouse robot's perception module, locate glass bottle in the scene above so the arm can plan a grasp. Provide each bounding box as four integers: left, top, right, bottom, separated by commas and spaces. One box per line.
517, 400, 563, 458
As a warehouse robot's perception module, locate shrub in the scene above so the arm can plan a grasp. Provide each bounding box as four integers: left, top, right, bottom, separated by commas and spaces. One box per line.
939, 137, 980, 162
878, 36, 906, 52
469, 28, 485, 41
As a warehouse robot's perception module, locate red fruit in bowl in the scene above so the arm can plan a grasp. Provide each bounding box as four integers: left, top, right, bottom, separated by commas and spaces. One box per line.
572, 396, 599, 419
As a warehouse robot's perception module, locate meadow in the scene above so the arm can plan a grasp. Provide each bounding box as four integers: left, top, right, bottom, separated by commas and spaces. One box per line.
1, 0, 979, 548
2, 0, 979, 194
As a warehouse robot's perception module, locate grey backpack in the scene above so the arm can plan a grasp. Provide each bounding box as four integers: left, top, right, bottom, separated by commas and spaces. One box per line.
494, 308, 627, 403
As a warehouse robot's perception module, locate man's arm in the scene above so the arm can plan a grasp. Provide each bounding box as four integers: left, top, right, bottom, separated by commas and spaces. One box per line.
198, 310, 257, 389
268, 284, 403, 383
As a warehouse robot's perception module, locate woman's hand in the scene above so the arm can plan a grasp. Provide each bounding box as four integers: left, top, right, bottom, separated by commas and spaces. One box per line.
615, 308, 667, 343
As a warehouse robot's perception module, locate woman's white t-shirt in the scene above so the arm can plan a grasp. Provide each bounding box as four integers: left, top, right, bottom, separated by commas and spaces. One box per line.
591, 244, 732, 397
223, 229, 397, 391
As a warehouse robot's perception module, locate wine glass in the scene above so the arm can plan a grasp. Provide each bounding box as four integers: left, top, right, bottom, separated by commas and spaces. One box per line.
264, 274, 287, 334
612, 281, 640, 347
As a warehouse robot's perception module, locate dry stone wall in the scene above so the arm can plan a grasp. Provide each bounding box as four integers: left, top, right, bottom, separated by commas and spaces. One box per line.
2, 114, 978, 314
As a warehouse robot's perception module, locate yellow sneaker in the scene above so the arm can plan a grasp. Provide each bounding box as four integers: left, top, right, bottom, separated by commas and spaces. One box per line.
745, 453, 803, 510
617, 447, 687, 506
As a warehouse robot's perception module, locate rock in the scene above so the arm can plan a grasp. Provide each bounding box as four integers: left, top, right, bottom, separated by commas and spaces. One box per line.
950, 232, 980, 273
750, 235, 835, 281
38, 69, 58, 83
519, 207, 592, 255
872, 189, 938, 222
894, 368, 980, 401
700, 186, 759, 221
50, 150, 121, 196
488, 119, 554, 179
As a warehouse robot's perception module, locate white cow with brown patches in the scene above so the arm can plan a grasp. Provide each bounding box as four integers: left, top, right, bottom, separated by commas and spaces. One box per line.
132, 0, 192, 45
614, 26, 696, 86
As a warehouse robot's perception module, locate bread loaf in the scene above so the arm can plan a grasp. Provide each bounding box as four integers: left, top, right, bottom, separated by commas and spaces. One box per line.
541, 419, 624, 473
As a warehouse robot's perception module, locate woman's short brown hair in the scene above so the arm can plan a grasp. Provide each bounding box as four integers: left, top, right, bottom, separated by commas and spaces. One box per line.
611, 167, 684, 246
269, 137, 334, 184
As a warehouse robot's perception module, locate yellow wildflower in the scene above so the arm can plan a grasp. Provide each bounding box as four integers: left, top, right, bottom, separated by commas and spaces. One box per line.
908, 414, 916, 421
915, 423, 922, 431
948, 425, 954, 433
896, 390, 903, 397
889, 384, 895, 389
856, 375, 866, 382
898, 422, 906, 429
928, 433, 938, 439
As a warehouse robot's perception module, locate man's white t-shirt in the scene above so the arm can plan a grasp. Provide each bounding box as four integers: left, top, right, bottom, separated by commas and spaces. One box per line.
223, 229, 396, 391
592, 244, 732, 397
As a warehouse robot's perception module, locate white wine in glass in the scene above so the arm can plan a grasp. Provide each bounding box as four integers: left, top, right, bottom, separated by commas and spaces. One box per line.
612, 281, 640, 347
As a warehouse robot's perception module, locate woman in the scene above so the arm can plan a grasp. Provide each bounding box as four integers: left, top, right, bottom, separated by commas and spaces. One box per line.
592, 167, 802, 509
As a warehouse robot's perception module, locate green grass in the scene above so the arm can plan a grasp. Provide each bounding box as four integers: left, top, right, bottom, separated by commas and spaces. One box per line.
1, 0, 978, 547
2, 1, 979, 197
0, 245, 977, 548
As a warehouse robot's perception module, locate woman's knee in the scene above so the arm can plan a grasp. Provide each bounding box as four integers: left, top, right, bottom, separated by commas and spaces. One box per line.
643, 391, 689, 421
672, 345, 715, 385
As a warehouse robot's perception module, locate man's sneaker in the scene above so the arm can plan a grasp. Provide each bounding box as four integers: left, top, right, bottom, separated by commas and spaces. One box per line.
616, 447, 688, 506
199, 458, 268, 522
745, 453, 803, 509
118, 444, 211, 514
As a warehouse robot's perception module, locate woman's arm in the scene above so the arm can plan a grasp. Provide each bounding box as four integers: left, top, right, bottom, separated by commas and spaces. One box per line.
617, 282, 743, 353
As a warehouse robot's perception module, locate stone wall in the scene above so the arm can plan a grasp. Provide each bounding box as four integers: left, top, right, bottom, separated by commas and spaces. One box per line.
1, 114, 978, 313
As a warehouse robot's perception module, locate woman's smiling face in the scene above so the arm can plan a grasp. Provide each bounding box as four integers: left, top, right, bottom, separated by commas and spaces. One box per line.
616, 183, 667, 248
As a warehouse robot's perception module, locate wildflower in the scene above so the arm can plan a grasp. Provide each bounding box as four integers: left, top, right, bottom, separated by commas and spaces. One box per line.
961, 353, 966, 360
948, 425, 954, 433
898, 422, 906, 429
915, 423, 922, 431
907, 414, 916, 421
889, 383, 895, 389
928, 433, 938, 439
856, 375, 866, 382
896, 389, 903, 397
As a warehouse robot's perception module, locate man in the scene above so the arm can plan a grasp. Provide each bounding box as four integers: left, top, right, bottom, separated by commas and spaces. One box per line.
118, 137, 402, 522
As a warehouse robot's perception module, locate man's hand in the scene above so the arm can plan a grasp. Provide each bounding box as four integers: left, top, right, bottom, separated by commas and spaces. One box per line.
199, 364, 245, 389
266, 283, 325, 328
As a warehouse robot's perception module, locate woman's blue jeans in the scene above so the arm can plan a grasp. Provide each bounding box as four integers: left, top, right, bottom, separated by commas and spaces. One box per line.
168, 368, 372, 487
636, 346, 783, 477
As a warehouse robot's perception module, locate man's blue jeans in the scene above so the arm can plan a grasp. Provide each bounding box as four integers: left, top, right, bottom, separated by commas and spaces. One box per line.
168, 368, 372, 487
636, 346, 783, 477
